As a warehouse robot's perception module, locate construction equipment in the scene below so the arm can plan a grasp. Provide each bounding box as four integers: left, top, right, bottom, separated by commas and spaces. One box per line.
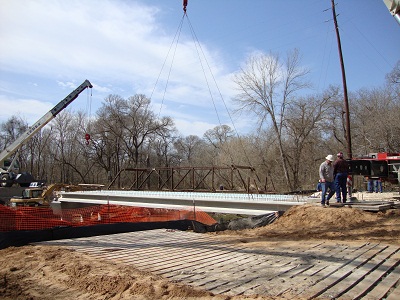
350, 152, 400, 186
0, 80, 93, 187
383, 0, 400, 25
9, 182, 82, 207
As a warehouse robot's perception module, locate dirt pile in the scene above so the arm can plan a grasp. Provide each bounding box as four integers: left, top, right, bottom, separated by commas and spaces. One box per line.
0, 245, 238, 300
216, 203, 400, 245
1, 202, 399, 299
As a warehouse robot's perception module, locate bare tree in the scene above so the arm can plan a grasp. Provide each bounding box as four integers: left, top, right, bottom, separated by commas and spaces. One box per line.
386, 60, 400, 86
174, 135, 205, 166
233, 49, 310, 190
152, 122, 178, 168
94, 94, 127, 183
203, 125, 234, 149
351, 87, 400, 154
115, 94, 174, 168
0, 116, 30, 172
283, 94, 334, 189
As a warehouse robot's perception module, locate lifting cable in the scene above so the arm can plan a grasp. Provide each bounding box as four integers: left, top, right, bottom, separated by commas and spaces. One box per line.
181, 2, 263, 192
150, 1, 263, 192
84, 87, 93, 145
147, 3, 186, 153
149, 14, 185, 118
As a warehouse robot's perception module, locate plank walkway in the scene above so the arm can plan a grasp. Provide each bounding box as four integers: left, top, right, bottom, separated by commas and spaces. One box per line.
38, 229, 400, 299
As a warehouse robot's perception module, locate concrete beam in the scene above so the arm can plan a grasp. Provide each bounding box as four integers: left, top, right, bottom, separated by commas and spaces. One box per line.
57, 190, 308, 215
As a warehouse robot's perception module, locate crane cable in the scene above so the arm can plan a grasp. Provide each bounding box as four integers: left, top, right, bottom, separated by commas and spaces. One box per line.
150, 0, 187, 114
147, 3, 186, 155
182, 5, 262, 190
149, 14, 185, 118
151, 0, 262, 193
84, 87, 93, 145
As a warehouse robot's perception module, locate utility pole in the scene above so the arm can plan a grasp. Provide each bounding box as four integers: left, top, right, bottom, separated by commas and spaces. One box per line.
331, 0, 352, 159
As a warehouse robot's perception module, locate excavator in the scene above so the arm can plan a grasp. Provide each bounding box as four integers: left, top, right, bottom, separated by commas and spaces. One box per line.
9, 182, 83, 207
0, 80, 93, 187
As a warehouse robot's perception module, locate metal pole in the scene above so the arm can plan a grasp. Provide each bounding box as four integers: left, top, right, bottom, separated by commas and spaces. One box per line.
331, 0, 352, 159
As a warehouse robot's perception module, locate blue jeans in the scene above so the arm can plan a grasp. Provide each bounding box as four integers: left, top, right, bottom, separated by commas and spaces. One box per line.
367, 179, 374, 192
374, 180, 383, 193
335, 173, 348, 202
321, 181, 335, 205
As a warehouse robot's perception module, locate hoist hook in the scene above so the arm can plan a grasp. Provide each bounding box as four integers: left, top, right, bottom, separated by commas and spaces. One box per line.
183, 0, 188, 13
84, 133, 91, 145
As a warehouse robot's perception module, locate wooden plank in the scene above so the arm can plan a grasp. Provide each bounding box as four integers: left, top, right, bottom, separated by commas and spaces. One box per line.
185, 255, 270, 287
261, 264, 315, 297
151, 250, 256, 274
166, 241, 323, 288
386, 284, 400, 300
297, 244, 387, 299
322, 246, 399, 299
290, 243, 352, 277
362, 264, 400, 300
208, 262, 282, 294
228, 264, 302, 296
225, 277, 269, 296
36, 229, 397, 299
341, 249, 400, 299
180, 255, 263, 285
253, 264, 315, 297
195, 254, 296, 293
162, 251, 248, 278
118, 241, 233, 266
290, 243, 379, 298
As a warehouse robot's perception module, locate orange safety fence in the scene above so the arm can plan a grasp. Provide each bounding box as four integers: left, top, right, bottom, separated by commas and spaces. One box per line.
0, 204, 216, 232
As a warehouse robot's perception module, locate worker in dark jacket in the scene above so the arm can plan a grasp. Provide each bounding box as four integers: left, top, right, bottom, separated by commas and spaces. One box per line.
333, 152, 349, 203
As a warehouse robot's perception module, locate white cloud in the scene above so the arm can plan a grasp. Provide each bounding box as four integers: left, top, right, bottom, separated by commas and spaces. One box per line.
57, 81, 78, 89
174, 119, 217, 137
0, 0, 245, 136
0, 95, 53, 124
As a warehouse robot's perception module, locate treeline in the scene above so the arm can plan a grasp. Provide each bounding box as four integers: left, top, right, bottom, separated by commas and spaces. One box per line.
1, 52, 399, 192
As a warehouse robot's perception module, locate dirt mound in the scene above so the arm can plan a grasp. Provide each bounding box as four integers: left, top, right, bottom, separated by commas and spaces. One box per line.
219, 204, 400, 245
0, 245, 236, 300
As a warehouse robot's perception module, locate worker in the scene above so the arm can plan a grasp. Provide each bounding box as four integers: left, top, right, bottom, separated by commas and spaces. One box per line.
333, 152, 349, 203
319, 154, 336, 207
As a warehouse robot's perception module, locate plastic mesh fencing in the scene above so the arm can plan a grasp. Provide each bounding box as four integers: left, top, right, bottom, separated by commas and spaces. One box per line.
0, 204, 216, 232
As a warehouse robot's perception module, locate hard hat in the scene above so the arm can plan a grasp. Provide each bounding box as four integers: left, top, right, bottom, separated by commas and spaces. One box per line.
325, 154, 334, 161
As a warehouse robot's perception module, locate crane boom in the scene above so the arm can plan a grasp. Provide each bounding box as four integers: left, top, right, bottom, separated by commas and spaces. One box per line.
0, 80, 93, 186
383, 0, 400, 25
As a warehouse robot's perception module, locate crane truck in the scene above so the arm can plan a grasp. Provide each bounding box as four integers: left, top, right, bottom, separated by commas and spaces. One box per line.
0, 79, 93, 187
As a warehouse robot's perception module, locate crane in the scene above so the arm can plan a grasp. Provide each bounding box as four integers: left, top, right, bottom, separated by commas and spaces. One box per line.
0, 79, 93, 187
383, 0, 400, 25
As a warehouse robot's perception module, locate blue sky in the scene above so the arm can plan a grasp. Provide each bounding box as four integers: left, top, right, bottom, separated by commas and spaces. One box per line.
0, 0, 399, 137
